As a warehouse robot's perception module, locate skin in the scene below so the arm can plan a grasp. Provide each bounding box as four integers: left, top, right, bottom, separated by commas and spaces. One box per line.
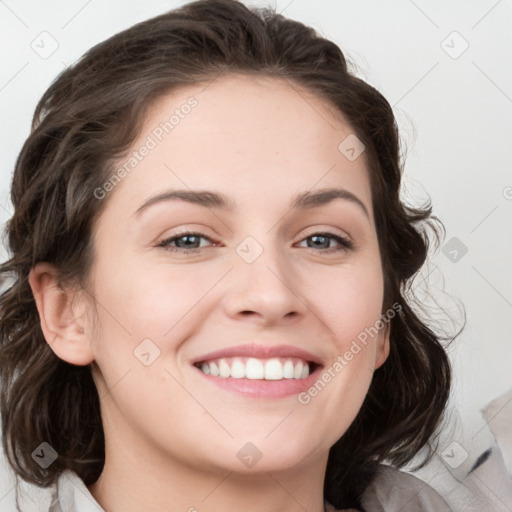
29, 74, 389, 512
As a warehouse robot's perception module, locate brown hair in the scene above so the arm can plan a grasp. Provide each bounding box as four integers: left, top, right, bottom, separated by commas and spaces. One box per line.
0, 0, 455, 509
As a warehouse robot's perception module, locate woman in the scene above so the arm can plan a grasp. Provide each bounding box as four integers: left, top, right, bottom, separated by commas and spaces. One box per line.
0, 1, 454, 510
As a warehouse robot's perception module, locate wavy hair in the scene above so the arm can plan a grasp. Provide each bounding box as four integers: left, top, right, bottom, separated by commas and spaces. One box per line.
0, 1, 455, 509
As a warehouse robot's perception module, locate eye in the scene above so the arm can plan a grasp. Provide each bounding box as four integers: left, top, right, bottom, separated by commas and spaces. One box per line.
156, 230, 353, 254
296, 232, 353, 253
157, 231, 217, 252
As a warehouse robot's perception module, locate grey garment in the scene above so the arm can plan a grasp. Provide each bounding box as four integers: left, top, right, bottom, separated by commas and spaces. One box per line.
361, 464, 453, 511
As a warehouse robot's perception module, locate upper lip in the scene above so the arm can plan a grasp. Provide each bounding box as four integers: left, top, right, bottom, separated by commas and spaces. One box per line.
192, 343, 324, 366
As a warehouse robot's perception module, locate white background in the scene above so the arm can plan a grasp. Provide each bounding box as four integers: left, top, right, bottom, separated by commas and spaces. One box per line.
1, 0, 511, 460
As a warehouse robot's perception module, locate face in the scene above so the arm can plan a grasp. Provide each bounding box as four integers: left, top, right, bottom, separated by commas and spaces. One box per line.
80, 74, 389, 475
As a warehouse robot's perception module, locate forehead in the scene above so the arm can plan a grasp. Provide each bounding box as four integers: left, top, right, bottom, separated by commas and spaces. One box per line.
142, 73, 355, 156
107, 73, 372, 218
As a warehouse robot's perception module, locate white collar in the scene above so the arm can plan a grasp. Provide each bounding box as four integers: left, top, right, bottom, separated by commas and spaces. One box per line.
50, 470, 104, 512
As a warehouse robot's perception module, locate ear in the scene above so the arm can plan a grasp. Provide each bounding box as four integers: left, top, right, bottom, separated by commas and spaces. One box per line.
28, 262, 95, 366
374, 321, 390, 370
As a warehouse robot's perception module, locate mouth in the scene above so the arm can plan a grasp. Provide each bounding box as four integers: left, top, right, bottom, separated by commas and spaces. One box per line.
193, 356, 320, 381
190, 343, 324, 397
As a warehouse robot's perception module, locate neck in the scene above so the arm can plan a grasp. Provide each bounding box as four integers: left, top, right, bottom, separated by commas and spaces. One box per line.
88, 425, 329, 512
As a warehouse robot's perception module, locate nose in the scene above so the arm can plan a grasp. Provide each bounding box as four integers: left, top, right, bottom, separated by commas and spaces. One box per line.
221, 237, 307, 326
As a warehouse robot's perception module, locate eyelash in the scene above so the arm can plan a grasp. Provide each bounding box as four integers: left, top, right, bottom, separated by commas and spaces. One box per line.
156, 231, 354, 254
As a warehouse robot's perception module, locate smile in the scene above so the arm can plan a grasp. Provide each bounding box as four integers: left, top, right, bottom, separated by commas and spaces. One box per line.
195, 356, 316, 380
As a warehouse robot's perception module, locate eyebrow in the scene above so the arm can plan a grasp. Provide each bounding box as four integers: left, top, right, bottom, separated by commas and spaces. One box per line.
133, 187, 369, 219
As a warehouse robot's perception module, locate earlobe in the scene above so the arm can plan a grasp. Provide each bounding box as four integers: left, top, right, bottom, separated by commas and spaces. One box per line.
28, 262, 95, 366
374, 324, 390, 370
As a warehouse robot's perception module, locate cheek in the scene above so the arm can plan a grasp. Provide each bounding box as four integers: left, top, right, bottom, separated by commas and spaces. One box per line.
315, 267, 384, 410
91, 257, 211, 338
316, 267, 384, 347
87, 263, 221, 391
301, 276, 384, 439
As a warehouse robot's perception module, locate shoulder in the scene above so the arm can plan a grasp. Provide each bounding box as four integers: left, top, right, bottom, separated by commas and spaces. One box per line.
360, 464, 452, 512
0, 440, 56, 512
324, 464, 452, 511
0, 456, 103, 512
51, 470, 104, 511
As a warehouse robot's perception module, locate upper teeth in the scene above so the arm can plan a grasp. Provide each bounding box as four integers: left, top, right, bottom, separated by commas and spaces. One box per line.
198, 357, 311, 380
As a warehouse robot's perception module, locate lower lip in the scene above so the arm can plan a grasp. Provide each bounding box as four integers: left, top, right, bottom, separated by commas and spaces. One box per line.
192, 364, 323, 398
